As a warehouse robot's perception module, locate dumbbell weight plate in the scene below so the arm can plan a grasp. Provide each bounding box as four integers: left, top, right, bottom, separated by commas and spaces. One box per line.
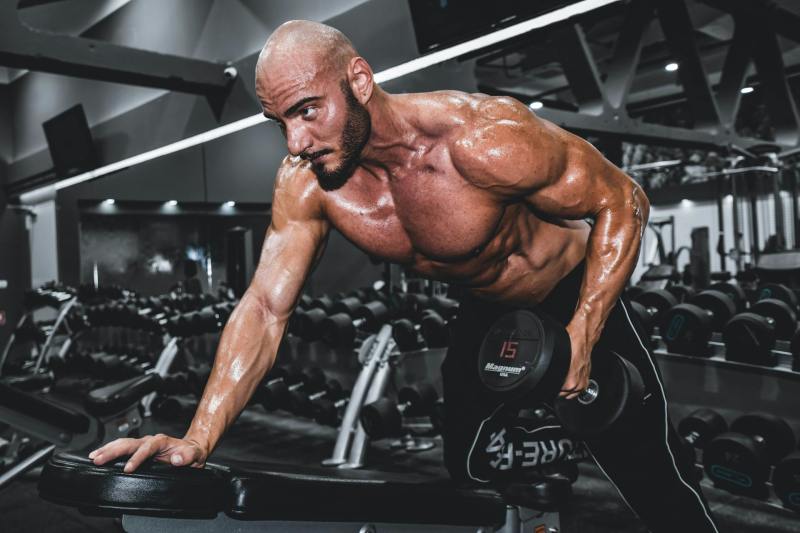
477, 310, 571, 403
678, 408, 728, 449
553, 350, 645, 436
420, 310, 449, 348
722, 313, 777, 366
633, 289, 678, 319
667, 284, 696, 303
690, 290, 736, 332
354, 300, 390, 332
392, 319, 420, 351
705, 414, 795, 494
296, 308, 327, 341
709, 282, 747, 313
730, 413, 796, 464
321, 313, 357, 347
773, 451, 800, 513
751, 298, 797, 340
628, 301, 655, 337
659, 304, 713, 356
397, 382, 439, 416
757, 283, 798, 310
704, 432, 766, 494
360, 398, 402, 440
331, 297, 362, 317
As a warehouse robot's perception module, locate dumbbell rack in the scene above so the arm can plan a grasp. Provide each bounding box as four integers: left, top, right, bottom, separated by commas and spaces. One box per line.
0, 295, 78, 378
323, 324, 397, 469
139, 336, 180, 417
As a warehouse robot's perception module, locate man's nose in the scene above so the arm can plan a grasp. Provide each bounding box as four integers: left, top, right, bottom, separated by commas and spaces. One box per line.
287, 126, 313, 158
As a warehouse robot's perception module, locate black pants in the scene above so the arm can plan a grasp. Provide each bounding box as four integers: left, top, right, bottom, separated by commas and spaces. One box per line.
441, 262, 719, 533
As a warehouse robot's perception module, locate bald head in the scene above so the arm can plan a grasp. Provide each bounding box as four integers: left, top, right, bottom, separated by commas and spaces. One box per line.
254, 21, 374, 191
256, 20, 358, 81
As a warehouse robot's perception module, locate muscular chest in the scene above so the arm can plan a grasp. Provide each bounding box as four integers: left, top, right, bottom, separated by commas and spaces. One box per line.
324, 162, 504, 264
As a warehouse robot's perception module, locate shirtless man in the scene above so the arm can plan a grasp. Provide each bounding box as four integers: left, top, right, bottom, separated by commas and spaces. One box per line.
89, 21, 719, 533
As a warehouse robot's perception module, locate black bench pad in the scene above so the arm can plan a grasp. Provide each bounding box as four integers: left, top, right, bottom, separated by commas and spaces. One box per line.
39, 453, 508, 525
39, 452, 226, 518
0, 383, 90, 434
84, 374, 160, 417
227, 461, 507, 525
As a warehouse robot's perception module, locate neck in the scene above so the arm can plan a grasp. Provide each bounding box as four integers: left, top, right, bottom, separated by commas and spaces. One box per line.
359, 89, 417, 169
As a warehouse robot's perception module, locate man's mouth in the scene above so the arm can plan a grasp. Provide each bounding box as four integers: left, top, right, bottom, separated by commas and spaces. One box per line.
306, 150, 331, 163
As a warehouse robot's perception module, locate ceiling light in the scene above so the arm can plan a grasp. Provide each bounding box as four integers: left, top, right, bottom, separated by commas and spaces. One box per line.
740, 86, 754, 94
165, 200, 178, 207
223, 201, 236, 207
665, 62, 679, 72
529, 101, 544, 110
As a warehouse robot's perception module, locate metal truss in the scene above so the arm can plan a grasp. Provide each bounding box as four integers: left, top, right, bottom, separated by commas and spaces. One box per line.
480, 0, 800, 151
0, 1, 235, 112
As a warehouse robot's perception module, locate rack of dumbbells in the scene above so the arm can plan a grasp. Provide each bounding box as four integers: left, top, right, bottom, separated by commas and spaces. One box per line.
261, 285, 458, 469
625, 274, 800, 514
0, 283, 236, 488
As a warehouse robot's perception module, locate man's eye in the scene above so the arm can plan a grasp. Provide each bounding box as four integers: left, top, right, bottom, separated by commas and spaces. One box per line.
300, 107, 318, 119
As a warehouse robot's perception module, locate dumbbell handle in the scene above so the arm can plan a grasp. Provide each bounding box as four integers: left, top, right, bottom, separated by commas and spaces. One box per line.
684, 430, 701, 445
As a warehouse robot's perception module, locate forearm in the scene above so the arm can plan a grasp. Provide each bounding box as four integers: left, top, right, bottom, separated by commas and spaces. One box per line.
183, 292, 285, 455
570, 184, 649, 347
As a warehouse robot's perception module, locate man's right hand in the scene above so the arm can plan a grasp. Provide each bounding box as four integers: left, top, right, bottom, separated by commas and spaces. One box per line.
88, 434, 207, 473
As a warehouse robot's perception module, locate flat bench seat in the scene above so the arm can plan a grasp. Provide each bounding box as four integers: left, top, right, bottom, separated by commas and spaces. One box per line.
39, 453, 522, 526
227, 460, 507, 525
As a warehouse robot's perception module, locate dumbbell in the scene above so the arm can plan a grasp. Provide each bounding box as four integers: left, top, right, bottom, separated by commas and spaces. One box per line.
704, 413, 796, 498
420, 309, 452, 348
429, 296, 459, 322
309, 295, 337, 315
709, 281, 747, 313
749, 283, 798, 340
259, 367, 327, 412
659, 290, 736, 356
288, 379, 346, 418
629, 289, 678, 339
677, 409, 727, 481
321, 300, 390, 347
756, 283, 798, 311
723, 310, 776, 367
297, 294, 312, 310
667, 283, 696, 303
773, 451, 800, 513
313, 395, 349, 427
391, 305, 452, 351
477, 309, 645, 436
360, 382, 440, 440
290, 307, 328, 341
391, 319, 425, 351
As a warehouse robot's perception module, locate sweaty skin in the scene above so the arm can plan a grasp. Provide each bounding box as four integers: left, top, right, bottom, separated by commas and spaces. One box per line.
89, 20, 649, 472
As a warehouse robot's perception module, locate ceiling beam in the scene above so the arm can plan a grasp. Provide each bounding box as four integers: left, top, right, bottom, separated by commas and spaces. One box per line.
0, 1, 234, 102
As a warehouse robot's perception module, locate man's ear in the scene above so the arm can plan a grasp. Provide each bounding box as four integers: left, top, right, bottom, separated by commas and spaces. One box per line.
349, 57, 374, 104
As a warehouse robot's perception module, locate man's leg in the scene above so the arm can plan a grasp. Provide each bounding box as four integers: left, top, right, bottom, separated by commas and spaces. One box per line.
579, 299, 719, 533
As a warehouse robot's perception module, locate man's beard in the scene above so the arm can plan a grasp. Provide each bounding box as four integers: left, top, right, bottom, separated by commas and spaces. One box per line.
310, 81, 371, 191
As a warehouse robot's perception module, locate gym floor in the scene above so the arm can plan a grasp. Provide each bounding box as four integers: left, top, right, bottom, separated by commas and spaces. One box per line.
2, 406, 796, 532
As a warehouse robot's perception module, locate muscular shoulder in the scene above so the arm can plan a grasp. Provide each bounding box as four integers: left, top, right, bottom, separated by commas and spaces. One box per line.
447, 95, 568, 194
272, 155, 326, 223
